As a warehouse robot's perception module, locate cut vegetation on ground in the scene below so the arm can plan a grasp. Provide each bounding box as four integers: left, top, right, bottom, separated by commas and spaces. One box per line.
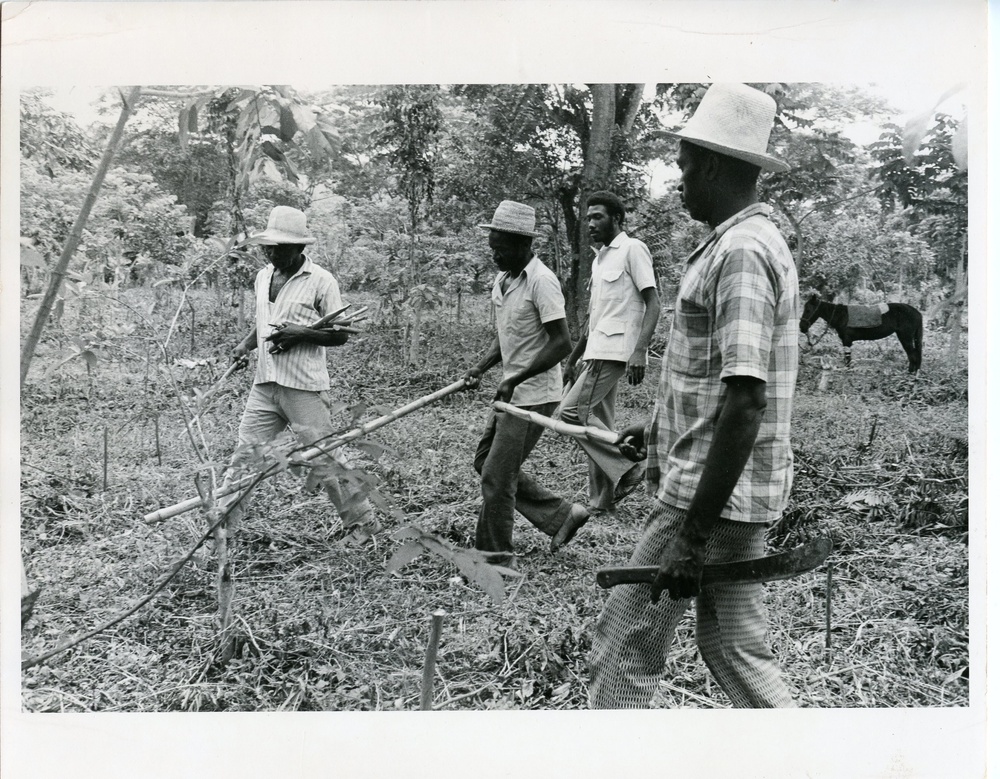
20, 290, 969, 711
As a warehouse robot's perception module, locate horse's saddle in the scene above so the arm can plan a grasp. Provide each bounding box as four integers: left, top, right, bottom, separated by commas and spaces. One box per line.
845, 303, 889, 328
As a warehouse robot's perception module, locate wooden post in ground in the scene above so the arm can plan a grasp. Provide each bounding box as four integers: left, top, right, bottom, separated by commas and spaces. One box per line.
420, 610, 446, 710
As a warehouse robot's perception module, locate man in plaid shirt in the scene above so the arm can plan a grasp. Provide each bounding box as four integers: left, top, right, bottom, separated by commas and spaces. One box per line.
589, 84, 801, 708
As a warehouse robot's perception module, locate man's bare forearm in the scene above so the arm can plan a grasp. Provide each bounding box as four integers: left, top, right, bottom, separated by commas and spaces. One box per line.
632, 288, 661, 356
682, 377, 766, 542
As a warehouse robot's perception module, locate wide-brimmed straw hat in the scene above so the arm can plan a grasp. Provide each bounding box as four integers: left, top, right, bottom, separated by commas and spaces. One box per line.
248, 206, 316, 245
656, 83, 789, 173
478, 200, 542, 238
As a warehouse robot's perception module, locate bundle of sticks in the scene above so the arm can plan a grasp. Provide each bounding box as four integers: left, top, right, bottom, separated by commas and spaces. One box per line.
267, 304, 369, 354
193, 305, 369, 418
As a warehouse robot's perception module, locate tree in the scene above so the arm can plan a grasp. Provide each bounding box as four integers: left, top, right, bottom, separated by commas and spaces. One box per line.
870, 114, 968, 363
20, 87, 142, 388
373, 85, 444, 365
448, 84, 658, 327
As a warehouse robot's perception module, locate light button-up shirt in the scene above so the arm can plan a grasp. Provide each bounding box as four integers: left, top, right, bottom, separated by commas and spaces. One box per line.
582, 231, 657, 362
491, 256, 566, 406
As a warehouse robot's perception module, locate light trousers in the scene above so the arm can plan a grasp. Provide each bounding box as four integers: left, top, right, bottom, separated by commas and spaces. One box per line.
557, 360, 635, 511
222, 382, 375, 532
589, 501, 796, 709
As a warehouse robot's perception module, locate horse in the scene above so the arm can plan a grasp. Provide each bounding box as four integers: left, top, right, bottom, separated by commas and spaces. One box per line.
799, 294, 923, 373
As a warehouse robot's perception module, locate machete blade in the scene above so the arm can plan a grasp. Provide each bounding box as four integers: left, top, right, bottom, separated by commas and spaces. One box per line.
595, 536, 833, 590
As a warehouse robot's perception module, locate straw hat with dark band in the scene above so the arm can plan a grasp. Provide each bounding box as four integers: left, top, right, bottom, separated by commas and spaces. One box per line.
478, 200, 543, 238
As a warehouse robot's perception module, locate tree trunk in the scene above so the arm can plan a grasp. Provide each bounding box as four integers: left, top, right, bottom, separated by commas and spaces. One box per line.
947, 234, 968, 369
407, 223, 421, 365
570, 84, 616, 328
20, 87, 141, 389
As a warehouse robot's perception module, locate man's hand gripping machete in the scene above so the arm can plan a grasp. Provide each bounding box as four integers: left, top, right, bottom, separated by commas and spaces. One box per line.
596, 536, 833, 592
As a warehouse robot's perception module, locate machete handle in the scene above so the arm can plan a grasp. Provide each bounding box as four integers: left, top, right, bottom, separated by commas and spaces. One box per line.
596, 536, 833, 590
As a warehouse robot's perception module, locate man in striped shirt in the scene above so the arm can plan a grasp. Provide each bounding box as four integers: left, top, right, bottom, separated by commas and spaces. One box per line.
222, 206, 379, 543
590, 84, 800, 708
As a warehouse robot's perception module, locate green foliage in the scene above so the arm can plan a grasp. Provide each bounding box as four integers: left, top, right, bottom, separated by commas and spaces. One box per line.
870, 116, 968, 287
20, 160, 195, 287
20, 89, 99, 173
117, 123, 229, 237
373, 85, 444, 229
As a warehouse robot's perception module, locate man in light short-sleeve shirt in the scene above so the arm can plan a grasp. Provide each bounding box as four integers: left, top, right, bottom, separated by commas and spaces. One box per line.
557, 191, 660, 537
462, 201, 590, 566
222, 206, 379, 544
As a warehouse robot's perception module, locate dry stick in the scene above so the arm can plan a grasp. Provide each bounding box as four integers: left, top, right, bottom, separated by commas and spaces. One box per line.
102, 426, 109, 492
21, 472, 266, 671
825, 564, 834, 653
420, 610, 446, 710
493, 401, 623, 445
145, 379, 468, 523
154, 414, 162, 466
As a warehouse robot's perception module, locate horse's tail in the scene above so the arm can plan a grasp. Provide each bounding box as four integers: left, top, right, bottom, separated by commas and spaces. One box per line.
914, 310, 923, 370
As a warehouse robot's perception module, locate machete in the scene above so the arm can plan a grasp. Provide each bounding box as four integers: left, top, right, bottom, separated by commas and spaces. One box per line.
596, 536, 833, 590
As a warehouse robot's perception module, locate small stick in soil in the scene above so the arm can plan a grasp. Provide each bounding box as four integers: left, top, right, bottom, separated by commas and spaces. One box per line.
154, 414, 162, 466
102, 426, 109, 491
825, 564, 833, 652
420, 609, 446, 711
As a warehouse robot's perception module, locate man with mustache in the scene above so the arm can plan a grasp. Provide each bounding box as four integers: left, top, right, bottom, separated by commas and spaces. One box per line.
552, 190, 660, 550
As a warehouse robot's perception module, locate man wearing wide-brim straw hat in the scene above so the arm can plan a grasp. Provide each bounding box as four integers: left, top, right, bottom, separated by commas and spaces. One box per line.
460, 200, 591, 567
222, 206, 380, 545
590, 83, 801, 708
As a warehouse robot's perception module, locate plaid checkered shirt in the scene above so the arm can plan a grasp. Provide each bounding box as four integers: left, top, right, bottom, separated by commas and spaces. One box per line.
646, 203, 800, 523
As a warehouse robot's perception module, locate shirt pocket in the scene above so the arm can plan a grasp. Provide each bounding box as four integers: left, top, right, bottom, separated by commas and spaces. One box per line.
668, 297, 713, 377
508, 300, 539, 339
598, 266, 628, 304
594, 318, 626, 338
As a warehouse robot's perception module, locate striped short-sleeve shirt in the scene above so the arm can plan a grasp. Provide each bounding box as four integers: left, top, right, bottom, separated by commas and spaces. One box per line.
646, 204, 800, 523
253, 256, 344, 392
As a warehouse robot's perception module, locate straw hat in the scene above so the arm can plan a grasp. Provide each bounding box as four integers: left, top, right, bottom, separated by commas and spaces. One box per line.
657, 83, 789, 173
248, 206, 316, 245
478, 200, 542, 238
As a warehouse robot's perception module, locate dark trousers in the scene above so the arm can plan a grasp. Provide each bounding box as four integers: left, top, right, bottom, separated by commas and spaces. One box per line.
473, 402, 572, 556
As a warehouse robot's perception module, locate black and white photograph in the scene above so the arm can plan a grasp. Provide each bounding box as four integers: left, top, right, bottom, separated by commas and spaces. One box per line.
1, 2, 990, 777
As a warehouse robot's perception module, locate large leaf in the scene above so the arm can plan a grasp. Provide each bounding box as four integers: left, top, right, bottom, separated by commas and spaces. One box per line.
351, 440, 389, 460
290, 102, 317, 134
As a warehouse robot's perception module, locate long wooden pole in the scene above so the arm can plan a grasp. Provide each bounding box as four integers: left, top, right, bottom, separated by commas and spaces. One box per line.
493, 401, 622, 445
20, 87, 142, 388
144, 379, 468, 523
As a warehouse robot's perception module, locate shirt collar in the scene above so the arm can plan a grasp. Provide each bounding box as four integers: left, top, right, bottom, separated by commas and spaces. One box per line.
592, 230, 628, 257
685, 204, 772, 265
